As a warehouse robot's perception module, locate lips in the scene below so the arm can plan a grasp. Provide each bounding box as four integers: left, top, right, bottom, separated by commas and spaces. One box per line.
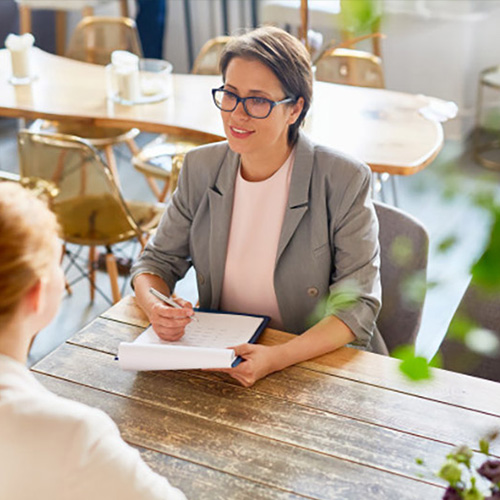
229, 125, 254, 139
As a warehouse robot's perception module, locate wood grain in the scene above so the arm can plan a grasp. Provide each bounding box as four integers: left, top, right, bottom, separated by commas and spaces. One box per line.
0, 48, 444, 176
34, 372, 443, 500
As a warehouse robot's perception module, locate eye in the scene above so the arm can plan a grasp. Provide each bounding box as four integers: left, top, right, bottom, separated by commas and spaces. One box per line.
250, 97, 270, 106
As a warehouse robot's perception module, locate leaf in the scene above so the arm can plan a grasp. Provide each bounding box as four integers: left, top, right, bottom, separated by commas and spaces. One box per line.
479, 439, 490, 456
447, 313, 477, 342
393, 345, 433, 381
471, 209, 500, 292
437, 235, 458, 253
325, 281, 361, 316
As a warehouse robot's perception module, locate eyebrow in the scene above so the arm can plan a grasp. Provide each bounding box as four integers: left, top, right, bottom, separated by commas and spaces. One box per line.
223, 83, 273, 98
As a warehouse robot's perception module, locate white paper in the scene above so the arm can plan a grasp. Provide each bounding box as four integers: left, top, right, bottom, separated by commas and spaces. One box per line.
118, 311, 266, 371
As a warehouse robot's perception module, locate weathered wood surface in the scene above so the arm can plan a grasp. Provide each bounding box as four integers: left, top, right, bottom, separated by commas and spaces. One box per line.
94, 296, 500, 418
31, 296, 500, 499
34, 373, 443, 500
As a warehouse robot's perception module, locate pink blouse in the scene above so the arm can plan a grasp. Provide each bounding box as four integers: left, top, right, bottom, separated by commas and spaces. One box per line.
220, 149, 295, 329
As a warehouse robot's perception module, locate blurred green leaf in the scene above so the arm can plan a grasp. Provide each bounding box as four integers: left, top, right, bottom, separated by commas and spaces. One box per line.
438, 460, 462, 486
415, 458, 424, 466
401, 271, 427, 307
390, 235, 414, 266
447, 313, 478, 342
393, 345, 432, 381
325, 281, 361, 316
340, 0, 383, 34
479, 439, 490, 456
471, 209, 500, 291
437, 235, 458, 253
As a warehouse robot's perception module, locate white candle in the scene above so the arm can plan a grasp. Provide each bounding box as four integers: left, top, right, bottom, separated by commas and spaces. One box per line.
5, 33, 34, 81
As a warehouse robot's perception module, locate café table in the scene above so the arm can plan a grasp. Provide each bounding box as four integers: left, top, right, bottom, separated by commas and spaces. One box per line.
31, 295, 500, 500
0, 47, 445, 176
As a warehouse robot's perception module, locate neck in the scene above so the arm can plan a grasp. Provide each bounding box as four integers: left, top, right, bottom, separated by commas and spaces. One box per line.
240, 141, 293, 182
0, 318, 34, 364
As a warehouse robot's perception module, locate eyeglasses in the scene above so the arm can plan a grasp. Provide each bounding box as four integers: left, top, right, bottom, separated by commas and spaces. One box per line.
211, 87, 295, 119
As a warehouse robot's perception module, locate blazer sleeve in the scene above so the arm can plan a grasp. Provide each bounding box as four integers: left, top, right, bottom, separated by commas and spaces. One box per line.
130, 153, 194, 294
328, 163, 381, 347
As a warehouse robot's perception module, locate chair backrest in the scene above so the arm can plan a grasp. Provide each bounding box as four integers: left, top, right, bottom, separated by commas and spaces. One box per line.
440, 282, 500, 382
314, 47, 385, 88
374, 201, 429, 351
191, 36, 231, 75
66, 16, 143, 65
17, 130, 142, 246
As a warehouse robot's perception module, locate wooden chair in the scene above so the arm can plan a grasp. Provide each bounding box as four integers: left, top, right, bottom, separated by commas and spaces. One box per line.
133, 36, 230, 201
374, 201, 429, 352
17, 129, 164, 304
191, 36, 231, 75
16, 0, 130, 55
440, 282, 500, 382
313, 33, 386, 89
29, 16, 143, 184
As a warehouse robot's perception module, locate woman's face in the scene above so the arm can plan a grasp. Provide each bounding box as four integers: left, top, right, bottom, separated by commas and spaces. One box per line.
220, 57, 303, 159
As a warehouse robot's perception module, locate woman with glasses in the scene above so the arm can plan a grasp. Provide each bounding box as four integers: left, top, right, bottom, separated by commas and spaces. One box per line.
132, 26, 386, 387
0, 183, 186, 500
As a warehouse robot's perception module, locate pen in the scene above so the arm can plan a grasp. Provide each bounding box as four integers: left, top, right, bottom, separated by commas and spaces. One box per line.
149, 287, 198, 322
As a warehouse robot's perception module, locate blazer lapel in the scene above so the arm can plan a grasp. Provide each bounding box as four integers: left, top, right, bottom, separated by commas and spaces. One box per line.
208, 149, 239, 308
276, 132, 315, 264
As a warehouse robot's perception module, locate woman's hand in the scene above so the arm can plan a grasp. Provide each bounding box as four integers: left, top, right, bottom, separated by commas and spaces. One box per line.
220, 344, 279, 387
150, 297, 195, 341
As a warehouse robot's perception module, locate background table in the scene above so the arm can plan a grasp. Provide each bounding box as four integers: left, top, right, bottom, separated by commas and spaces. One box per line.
0, 48, 445, 176
31, 296, 500, 499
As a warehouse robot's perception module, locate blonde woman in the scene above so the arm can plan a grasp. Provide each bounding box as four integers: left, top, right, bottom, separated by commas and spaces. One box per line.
0, 183, 185, 500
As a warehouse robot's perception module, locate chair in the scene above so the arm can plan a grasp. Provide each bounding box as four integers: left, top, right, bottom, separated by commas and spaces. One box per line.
132, 36, 229, 201
440, 282, 500, 382
17, 130, 164, 304
191, 36, 231, 75
29, 16, 143, 183
314, 47, 385, 89
313, 32, 386, 88
374, 201, 429, 352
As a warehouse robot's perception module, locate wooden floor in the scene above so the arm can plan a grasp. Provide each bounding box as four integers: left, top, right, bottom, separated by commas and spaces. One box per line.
1, 117, 498, 366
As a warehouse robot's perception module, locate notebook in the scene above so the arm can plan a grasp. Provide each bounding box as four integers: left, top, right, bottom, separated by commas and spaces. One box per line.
117, 310, 269, 371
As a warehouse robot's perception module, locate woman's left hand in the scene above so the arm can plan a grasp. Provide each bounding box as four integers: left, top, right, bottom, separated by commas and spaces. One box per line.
219, 344, 279, 387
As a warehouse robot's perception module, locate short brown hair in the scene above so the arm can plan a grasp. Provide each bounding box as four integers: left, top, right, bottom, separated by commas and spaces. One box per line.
0, 183, 60, 325
220, 26, 313, 145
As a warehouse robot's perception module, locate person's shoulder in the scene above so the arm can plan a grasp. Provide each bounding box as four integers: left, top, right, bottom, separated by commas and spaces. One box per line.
312, 142, 371, 180
13, 389, 116, 437
185, 140, 232, 168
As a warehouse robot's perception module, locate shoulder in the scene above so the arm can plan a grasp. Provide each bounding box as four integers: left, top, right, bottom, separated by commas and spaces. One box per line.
9, 389, 117, 441
184, 140, 232, 171
312, 142, 371, 183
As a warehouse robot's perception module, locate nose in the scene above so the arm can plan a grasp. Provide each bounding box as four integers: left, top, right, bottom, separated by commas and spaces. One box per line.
232, 100, 249, 119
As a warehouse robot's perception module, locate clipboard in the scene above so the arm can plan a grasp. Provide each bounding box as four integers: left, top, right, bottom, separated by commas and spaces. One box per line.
117, 309, 270, 371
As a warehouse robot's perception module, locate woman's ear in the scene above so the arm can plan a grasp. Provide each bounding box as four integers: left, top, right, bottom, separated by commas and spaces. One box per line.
24, 279, 44, 314
288, 96, 305, 125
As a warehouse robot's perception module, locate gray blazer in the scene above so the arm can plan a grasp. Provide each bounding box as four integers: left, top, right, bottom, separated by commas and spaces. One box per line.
131, 131, 386, 352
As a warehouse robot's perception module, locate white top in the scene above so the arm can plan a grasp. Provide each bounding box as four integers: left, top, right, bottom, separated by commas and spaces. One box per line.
220, 149, 295, 329
0, 354, 186, 500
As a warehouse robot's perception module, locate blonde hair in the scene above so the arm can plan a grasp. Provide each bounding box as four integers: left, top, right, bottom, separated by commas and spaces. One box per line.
0, 183, 60, 325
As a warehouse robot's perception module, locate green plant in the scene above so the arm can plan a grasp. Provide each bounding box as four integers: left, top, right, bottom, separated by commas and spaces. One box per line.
417, 431, 500, 499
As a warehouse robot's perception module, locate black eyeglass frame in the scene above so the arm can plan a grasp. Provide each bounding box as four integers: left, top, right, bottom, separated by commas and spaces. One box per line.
211, 86, 296, 119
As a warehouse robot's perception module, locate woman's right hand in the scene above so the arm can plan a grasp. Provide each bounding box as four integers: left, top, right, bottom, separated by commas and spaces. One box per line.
149, 296, 195, 341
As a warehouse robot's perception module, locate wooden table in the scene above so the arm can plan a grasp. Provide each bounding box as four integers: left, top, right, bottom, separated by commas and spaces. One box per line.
31, 296, 500, 499
0, 48, 445, 176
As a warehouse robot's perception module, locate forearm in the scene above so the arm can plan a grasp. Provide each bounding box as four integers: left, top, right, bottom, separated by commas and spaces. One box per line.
269, 315, 355, 372
133, 273, 172, 320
